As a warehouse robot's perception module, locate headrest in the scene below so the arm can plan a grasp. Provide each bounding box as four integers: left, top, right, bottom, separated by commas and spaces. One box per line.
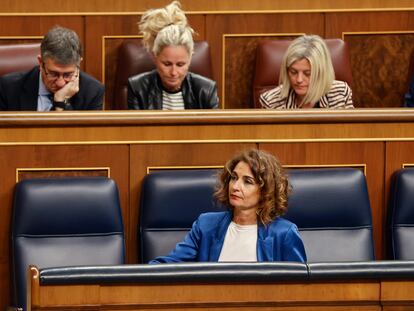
0, 43, 40, 76
285, 168, 372, 228
140, 169, 223, 228
13, 177, 123, 235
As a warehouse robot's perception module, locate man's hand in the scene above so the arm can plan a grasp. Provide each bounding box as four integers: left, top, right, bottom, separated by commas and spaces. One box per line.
53, 68, 80, 102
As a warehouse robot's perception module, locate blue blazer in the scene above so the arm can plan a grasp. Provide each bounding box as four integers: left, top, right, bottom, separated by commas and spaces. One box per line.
150, 211, 307, 263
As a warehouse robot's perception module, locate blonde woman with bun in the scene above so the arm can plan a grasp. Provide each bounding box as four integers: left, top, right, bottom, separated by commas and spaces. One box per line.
128, 1, 219, 110
260, 34, 353, 109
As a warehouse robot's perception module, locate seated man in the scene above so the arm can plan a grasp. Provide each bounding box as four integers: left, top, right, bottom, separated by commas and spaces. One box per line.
0, 26, 104, 111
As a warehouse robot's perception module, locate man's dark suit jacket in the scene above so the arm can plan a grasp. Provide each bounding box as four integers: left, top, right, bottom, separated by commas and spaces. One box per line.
0, 66, 104, 111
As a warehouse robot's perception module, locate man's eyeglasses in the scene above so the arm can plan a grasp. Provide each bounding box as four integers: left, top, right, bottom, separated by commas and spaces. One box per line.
42, 63, 79, 81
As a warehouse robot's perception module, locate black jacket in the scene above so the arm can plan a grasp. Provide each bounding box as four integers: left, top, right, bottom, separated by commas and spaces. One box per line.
0, 66, 104, 111
127, 70, 219, 110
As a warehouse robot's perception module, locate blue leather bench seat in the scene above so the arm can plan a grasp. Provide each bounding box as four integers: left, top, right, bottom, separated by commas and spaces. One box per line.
39, 262, 308, 285
308, 261, 414, 280
38, 261, 414, 285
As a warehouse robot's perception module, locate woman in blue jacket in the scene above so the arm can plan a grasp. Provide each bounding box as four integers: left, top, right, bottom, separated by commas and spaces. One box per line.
150, 149, 307, 263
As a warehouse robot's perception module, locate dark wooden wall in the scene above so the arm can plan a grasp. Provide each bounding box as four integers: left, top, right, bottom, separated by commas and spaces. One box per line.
0, 109, 413, 309
0, 10, 414, 109
1, 0, 413, 13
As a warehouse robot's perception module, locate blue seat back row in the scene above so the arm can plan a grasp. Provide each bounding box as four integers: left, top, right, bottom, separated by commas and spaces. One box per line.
12, 167, 414, 310
140, 167, 375, 263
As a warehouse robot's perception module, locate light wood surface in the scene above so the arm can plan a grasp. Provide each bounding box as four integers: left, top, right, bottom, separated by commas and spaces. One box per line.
28, 265, 414, 311
28, 266, 384, 311
1, 109, 414, 309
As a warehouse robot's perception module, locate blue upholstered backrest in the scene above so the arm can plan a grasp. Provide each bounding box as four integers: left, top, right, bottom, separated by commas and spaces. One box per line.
389, 168, 414, 260
11, 177, 125, 311
140, 169, 223, 263
139, 167, 374, 263
285, 168, 374, 262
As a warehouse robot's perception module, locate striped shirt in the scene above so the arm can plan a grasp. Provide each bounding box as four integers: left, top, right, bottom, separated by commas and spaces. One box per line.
162, 90, 185, 110
260, 80, 354, 109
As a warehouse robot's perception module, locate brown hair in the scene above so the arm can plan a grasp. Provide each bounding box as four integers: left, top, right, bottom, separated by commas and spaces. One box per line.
214, 149, 290, 225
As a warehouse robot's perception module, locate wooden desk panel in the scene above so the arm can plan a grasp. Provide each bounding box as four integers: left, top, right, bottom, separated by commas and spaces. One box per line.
3, 0, 414, 13
29, 267, 382, 311
1, 109, 414, 310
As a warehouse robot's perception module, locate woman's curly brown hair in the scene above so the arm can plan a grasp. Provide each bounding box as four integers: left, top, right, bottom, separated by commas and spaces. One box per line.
214, 149, 290, 225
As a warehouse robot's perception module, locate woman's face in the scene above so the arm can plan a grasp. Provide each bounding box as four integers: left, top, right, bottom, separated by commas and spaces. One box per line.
288, 58, 311, 100
228, 161, 260, 212
154, 45, 191, 92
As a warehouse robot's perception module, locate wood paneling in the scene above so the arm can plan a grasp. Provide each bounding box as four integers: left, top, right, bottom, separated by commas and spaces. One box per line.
325, 11, 414, 108
30, 268, 384, 310
325, 11, 414, 38
345, 33, 414, 108
30, 264, 414, 311
85, 15, 139, 96
17, 168, 109, 181
1, 0, 414, 13
0, 16, 83, 37
382, 281, 414, 308
102, 35, 141, 109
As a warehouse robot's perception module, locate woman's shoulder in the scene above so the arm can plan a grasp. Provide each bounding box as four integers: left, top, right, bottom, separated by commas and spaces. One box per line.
187, 72, 216, 88
260, 85, 283, 99
267, 216, 299, 232
197, 211, 230, 222
128, 69, 158, 85
330, 80, 351, 92
322, 79, 353, 108
259, 85, 287, 109
192, 211, 231, 232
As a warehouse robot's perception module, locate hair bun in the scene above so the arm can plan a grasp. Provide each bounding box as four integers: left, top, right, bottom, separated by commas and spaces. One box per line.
139, 1, 192, 53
